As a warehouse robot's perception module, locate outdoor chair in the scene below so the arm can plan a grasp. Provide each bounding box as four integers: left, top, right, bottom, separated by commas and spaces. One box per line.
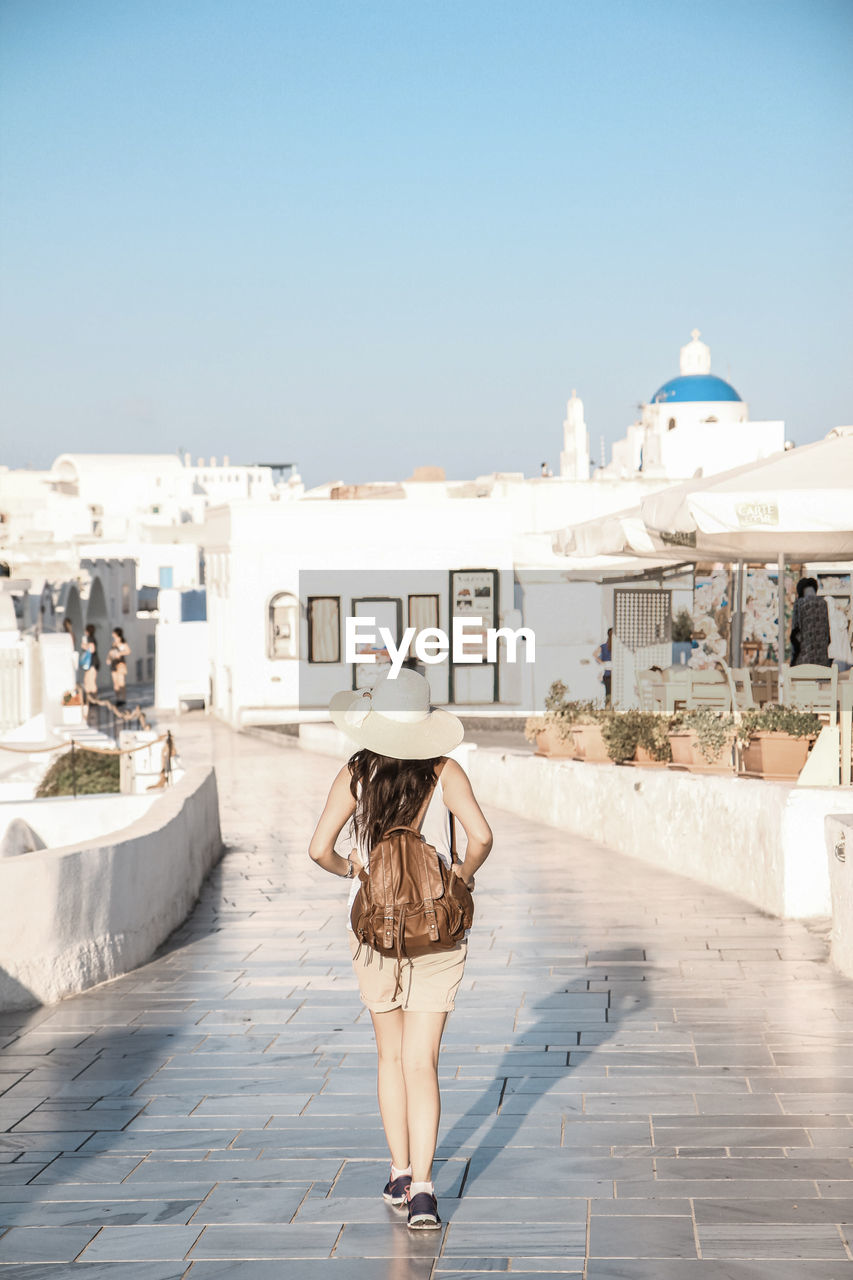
659, 666, 690, 714
635, 669, 659, 712
718, 660, 756, 714
686, 668, 733, 714
781, 662, 839, 727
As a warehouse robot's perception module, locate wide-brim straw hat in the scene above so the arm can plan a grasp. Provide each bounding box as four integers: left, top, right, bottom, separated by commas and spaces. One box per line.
329, 668, 464, 760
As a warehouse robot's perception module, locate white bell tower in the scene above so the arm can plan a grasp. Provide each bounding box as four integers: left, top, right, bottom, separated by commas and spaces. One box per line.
679, 328, 712, 375
559, 389, 591, 480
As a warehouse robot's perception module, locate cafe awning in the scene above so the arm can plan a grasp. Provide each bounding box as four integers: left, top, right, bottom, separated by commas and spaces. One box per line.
640, 428, 853, 561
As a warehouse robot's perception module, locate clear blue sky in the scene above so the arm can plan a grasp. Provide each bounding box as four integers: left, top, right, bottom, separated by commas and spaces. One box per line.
1, 0, 851, 485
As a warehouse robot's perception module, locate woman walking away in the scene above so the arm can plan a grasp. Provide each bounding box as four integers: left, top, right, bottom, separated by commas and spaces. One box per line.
107, 627, 131, 707
309, 669, 492, 1230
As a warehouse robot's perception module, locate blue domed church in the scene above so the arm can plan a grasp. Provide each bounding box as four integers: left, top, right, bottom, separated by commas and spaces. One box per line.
605, 331, 784, 480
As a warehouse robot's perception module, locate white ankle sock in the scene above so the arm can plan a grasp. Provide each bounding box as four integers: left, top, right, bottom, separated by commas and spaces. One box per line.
409, 1180, 434, 1196
391, 1163, 412, 1180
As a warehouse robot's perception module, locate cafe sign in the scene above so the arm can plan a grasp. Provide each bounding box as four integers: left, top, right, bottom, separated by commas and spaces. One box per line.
735, 501, 779, 529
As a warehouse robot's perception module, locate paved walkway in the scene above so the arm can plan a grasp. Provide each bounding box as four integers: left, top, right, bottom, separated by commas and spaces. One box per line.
2, 717, 853, 1279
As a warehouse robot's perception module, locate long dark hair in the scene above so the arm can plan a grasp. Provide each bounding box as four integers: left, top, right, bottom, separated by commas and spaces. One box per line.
349, 749, 441, 853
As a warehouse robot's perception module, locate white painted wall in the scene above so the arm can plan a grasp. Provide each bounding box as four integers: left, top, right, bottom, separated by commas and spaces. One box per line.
154, 591, 209, 709
205, 499, 518, 725
0, 793, 157, 852
463, 749, 851, 919
0, 766, 222, 1010
826, 813, 853, 979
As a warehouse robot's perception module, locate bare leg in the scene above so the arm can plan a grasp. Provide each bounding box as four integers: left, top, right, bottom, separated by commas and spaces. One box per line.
401, 1010, 448, 1183
369, 1008, 409, 1170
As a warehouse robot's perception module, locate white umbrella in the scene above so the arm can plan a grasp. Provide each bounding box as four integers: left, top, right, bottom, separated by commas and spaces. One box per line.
553, 510, 666, 558
641, 428, 853, 560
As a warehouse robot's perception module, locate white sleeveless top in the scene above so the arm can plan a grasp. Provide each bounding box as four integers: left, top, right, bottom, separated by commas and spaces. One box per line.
344, 774, 453, 929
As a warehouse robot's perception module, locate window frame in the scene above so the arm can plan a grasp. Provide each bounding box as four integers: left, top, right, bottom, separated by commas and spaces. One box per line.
268, 591, 300, 661
307, 595, 341, 664
407, 593, 440, 656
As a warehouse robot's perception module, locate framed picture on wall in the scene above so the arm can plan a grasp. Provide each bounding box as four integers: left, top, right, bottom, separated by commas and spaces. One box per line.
448, 569, 499, 703
449, 569, 497, 659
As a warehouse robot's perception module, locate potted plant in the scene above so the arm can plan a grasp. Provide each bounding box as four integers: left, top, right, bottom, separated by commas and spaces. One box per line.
524, 681, 583, 757
601, 709, 638, 764
634, 712, 673, 765
668, 708, 736, 771
571, 704, 609, 762
671, 608, 694, 667
524, 713, 576, 758
61, 688, 84, 724
737, 704, 822, 779
600, 710, 674, 766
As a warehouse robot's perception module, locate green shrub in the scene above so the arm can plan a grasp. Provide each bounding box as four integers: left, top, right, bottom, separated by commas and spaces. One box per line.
737, 703, 822, 744
670, 708, 735, 763
544, 681, 570, 715
601, 710, 673, 763
523, 714, 547, 744
672, 609, 694, 642
535, 681, 603, 738
36, 748, 120, 798
601, 709, 640, 763
635, 712, 673, 761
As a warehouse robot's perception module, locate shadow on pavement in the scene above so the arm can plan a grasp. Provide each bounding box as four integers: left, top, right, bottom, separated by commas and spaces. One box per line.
437, 950, 652, 1191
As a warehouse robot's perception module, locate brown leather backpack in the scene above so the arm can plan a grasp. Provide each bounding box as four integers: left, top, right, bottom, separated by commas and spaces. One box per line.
350, 774, 474, 992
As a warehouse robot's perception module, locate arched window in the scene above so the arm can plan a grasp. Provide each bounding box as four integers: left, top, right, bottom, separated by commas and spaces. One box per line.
269, 592, 299, 659
667, 417, 677, 432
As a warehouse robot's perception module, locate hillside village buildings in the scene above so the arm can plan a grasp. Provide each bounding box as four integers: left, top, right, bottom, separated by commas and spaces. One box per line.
0, 332, 813, 732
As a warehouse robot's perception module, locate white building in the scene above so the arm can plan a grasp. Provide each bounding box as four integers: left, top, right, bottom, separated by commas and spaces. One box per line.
1, 329, 797, 724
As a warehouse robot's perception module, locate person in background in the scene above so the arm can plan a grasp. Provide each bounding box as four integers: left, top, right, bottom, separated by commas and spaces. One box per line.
790, 578, 831, 667
79, 624, 99, 720
595, 627, 613, 704
107, 627, 131, 707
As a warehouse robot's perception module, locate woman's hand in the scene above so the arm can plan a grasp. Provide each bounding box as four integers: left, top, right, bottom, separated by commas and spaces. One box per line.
452, 864, 475, 890
349, 853, 365, 878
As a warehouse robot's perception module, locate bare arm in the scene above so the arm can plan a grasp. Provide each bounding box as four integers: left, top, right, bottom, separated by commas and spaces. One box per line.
308, 764, 361, 878
439, 757, 493, 887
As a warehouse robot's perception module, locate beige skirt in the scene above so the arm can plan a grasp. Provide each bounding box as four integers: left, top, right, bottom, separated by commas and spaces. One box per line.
348, 932, 467, 1014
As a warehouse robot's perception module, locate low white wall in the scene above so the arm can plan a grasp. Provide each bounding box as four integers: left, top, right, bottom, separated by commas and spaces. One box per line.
464, 750, 853, 920
826, 813, 853, 979
293, 727, 852, 922
1, 793, 156, 852
0, 766, 222, 1010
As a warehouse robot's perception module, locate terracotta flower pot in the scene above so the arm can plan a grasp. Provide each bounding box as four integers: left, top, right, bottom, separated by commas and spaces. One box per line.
668, 730, 735, 772
634, 745, 668, 766
572, 723, 609, 762
534, 725, 576, 758
740, 731, 814, 780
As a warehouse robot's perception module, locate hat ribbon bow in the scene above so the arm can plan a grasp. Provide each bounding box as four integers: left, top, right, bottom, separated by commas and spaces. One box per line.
345, 690, 373, 729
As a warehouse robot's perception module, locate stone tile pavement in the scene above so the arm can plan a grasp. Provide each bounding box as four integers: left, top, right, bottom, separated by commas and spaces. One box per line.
1, 716, 853, 1278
